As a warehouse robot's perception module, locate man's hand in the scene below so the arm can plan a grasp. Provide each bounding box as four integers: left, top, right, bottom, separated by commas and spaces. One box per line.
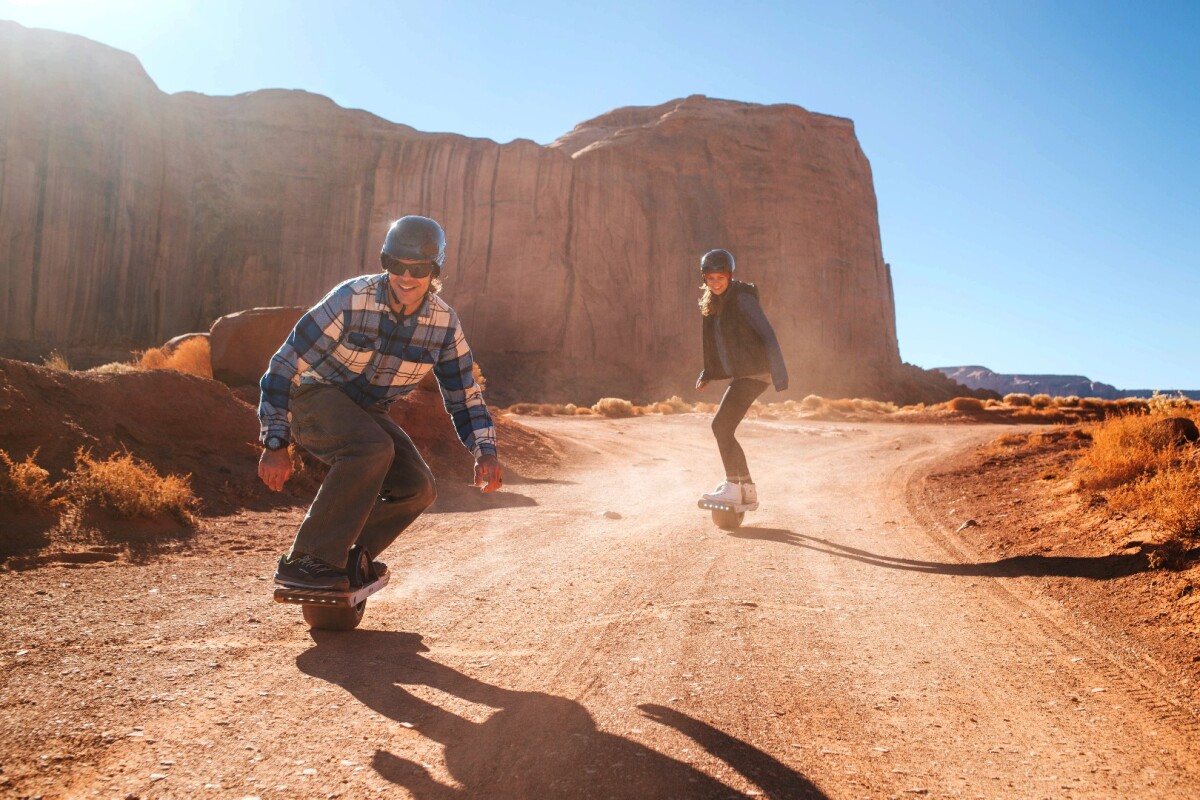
258, 447, 293, 492
696, 376, 709, 392
473, 454, 503, 493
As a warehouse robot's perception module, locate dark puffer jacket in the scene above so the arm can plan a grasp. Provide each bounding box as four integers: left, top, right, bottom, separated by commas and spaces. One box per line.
700, 280, 788, 390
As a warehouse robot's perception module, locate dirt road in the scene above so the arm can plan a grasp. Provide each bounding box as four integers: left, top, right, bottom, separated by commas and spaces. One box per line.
3, 415, 1198, 798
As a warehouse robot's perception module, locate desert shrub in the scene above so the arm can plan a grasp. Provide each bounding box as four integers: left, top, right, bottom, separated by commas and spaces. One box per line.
800, 394, 822, 411
1146, 538, 1191, 571
661, 395, 693, 414
1004, 393, 1032, 407
1056, 395, 1082, 408
505, 403, 538, 415
138, 338, 212, 379
1109, 464, 1200, 543
42, 350, 70, 371
591, 397, 636, 418
574, 406, 595, 415
1146, 391, 1192, 416
0, 449, 56, 509
87, 361, 141, 375
1030, 394, 1053, 409
1076, 414, 1184, 491
1115, 398, 1149, 416
60, 449, 197, 525
852, 398, 899, 414
991, 433, 1029, 449
828, 398, 857, 413
947, 396, 985, 412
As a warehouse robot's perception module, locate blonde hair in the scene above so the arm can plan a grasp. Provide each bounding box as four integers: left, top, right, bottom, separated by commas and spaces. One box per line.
699, 284, 717, 316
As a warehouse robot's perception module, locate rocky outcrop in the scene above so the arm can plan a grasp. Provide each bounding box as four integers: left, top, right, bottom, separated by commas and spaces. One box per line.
937, 366, 1200, 401
208, 307, 306, 386
2, 22, 904, 403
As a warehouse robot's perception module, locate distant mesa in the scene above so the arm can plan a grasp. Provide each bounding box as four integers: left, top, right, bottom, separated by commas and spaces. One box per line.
936, 366, 1200, 401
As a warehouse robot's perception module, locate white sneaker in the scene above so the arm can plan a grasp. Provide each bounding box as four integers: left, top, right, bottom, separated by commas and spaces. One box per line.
740, 482, 758, 505
702, 481, 743, 504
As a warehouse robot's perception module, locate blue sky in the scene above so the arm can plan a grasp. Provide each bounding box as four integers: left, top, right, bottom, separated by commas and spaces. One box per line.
3, 0, 1197, 389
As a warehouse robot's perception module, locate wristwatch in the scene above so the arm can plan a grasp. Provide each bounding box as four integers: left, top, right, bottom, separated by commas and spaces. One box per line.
264, 435, 287, 451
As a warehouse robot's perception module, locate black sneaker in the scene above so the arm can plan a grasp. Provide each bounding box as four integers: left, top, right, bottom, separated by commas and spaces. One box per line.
274, 553, 350, 591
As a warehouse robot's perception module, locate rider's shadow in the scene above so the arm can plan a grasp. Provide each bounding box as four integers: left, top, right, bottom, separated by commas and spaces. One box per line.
296, 631, 827, 800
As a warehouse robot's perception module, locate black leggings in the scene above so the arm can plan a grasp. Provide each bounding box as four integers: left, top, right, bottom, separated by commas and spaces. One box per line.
712, 378, 769, 481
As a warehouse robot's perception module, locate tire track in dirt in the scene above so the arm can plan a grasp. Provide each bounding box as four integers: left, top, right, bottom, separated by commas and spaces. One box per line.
904, 447, 1200, 757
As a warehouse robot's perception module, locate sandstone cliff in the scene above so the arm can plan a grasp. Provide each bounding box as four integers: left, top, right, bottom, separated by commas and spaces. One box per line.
2, 22, 903, 402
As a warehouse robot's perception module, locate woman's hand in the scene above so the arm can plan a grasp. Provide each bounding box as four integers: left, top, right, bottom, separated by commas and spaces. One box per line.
696, 377, 709, 392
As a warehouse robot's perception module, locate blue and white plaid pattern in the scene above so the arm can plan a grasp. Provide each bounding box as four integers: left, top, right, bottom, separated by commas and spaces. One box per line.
258, 274, 497, 458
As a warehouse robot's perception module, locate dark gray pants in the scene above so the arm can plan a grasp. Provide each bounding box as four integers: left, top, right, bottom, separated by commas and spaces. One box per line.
712, 378, 769, 482
288, 383, 436, 569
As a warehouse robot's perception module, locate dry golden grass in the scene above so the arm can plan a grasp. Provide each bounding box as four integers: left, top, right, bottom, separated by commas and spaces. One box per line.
592, 397, 636, 418
59, 449, 198, 525
87, 361, 141, 375
946, 396, 985, 412
138, 337, 212, 379
1073, 403, 1200, 561
1109, 464, 1200, 544
41, 350, 70, 371
0, 448, 56, 509
501, 392, 1194, 434
1076, 414, 1183, 491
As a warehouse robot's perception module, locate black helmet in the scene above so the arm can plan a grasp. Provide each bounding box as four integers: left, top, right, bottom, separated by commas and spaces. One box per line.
381, 215, 446, 273
700, 249, 735, 274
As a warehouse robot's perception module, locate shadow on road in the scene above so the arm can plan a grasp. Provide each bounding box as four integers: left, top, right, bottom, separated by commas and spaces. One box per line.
297, 631, 828, 799
728, 526, 1176, 580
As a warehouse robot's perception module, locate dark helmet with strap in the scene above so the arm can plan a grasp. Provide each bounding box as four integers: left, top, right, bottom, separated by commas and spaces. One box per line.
381, 215, 447, 274
700, 248, 735, 274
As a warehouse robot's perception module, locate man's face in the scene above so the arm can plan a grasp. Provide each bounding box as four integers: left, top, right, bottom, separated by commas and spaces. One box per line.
386, 259, 436, 310
703, 271, 731, 295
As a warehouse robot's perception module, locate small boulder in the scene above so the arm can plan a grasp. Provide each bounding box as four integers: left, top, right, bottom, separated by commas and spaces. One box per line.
1149, 417, 1199, 448
209, 307, 307, 386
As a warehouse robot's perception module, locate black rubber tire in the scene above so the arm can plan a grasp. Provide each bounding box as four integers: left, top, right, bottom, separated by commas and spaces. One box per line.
712, 508, 745, 530
302, 546, 371, 631
302, 602, 366, 631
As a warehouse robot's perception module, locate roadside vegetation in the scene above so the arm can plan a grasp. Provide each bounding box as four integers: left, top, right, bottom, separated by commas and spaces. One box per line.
983, 393, 1200, 569
1075, 395, 1200, 567
41, 338, 213, 379
0, 447, 198, 528
503, 392, 1166, 423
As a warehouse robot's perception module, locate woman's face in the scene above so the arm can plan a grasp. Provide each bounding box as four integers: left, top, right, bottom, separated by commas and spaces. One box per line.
703, 271, 731, 295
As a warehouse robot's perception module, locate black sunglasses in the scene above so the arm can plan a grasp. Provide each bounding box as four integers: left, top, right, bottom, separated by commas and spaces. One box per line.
383, 255, 438, 279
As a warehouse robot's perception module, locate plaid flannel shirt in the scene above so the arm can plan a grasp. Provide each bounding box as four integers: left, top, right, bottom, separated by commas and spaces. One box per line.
258, 274, 497, 459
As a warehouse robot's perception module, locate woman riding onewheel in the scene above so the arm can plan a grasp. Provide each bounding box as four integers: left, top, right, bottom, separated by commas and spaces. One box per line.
694, 248, 788, 515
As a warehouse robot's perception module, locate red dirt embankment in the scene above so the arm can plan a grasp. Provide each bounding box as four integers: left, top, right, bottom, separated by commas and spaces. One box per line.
0, 357, 559, 563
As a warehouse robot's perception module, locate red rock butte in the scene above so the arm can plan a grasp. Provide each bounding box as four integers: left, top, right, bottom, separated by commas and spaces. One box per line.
1, 21, 905, 403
